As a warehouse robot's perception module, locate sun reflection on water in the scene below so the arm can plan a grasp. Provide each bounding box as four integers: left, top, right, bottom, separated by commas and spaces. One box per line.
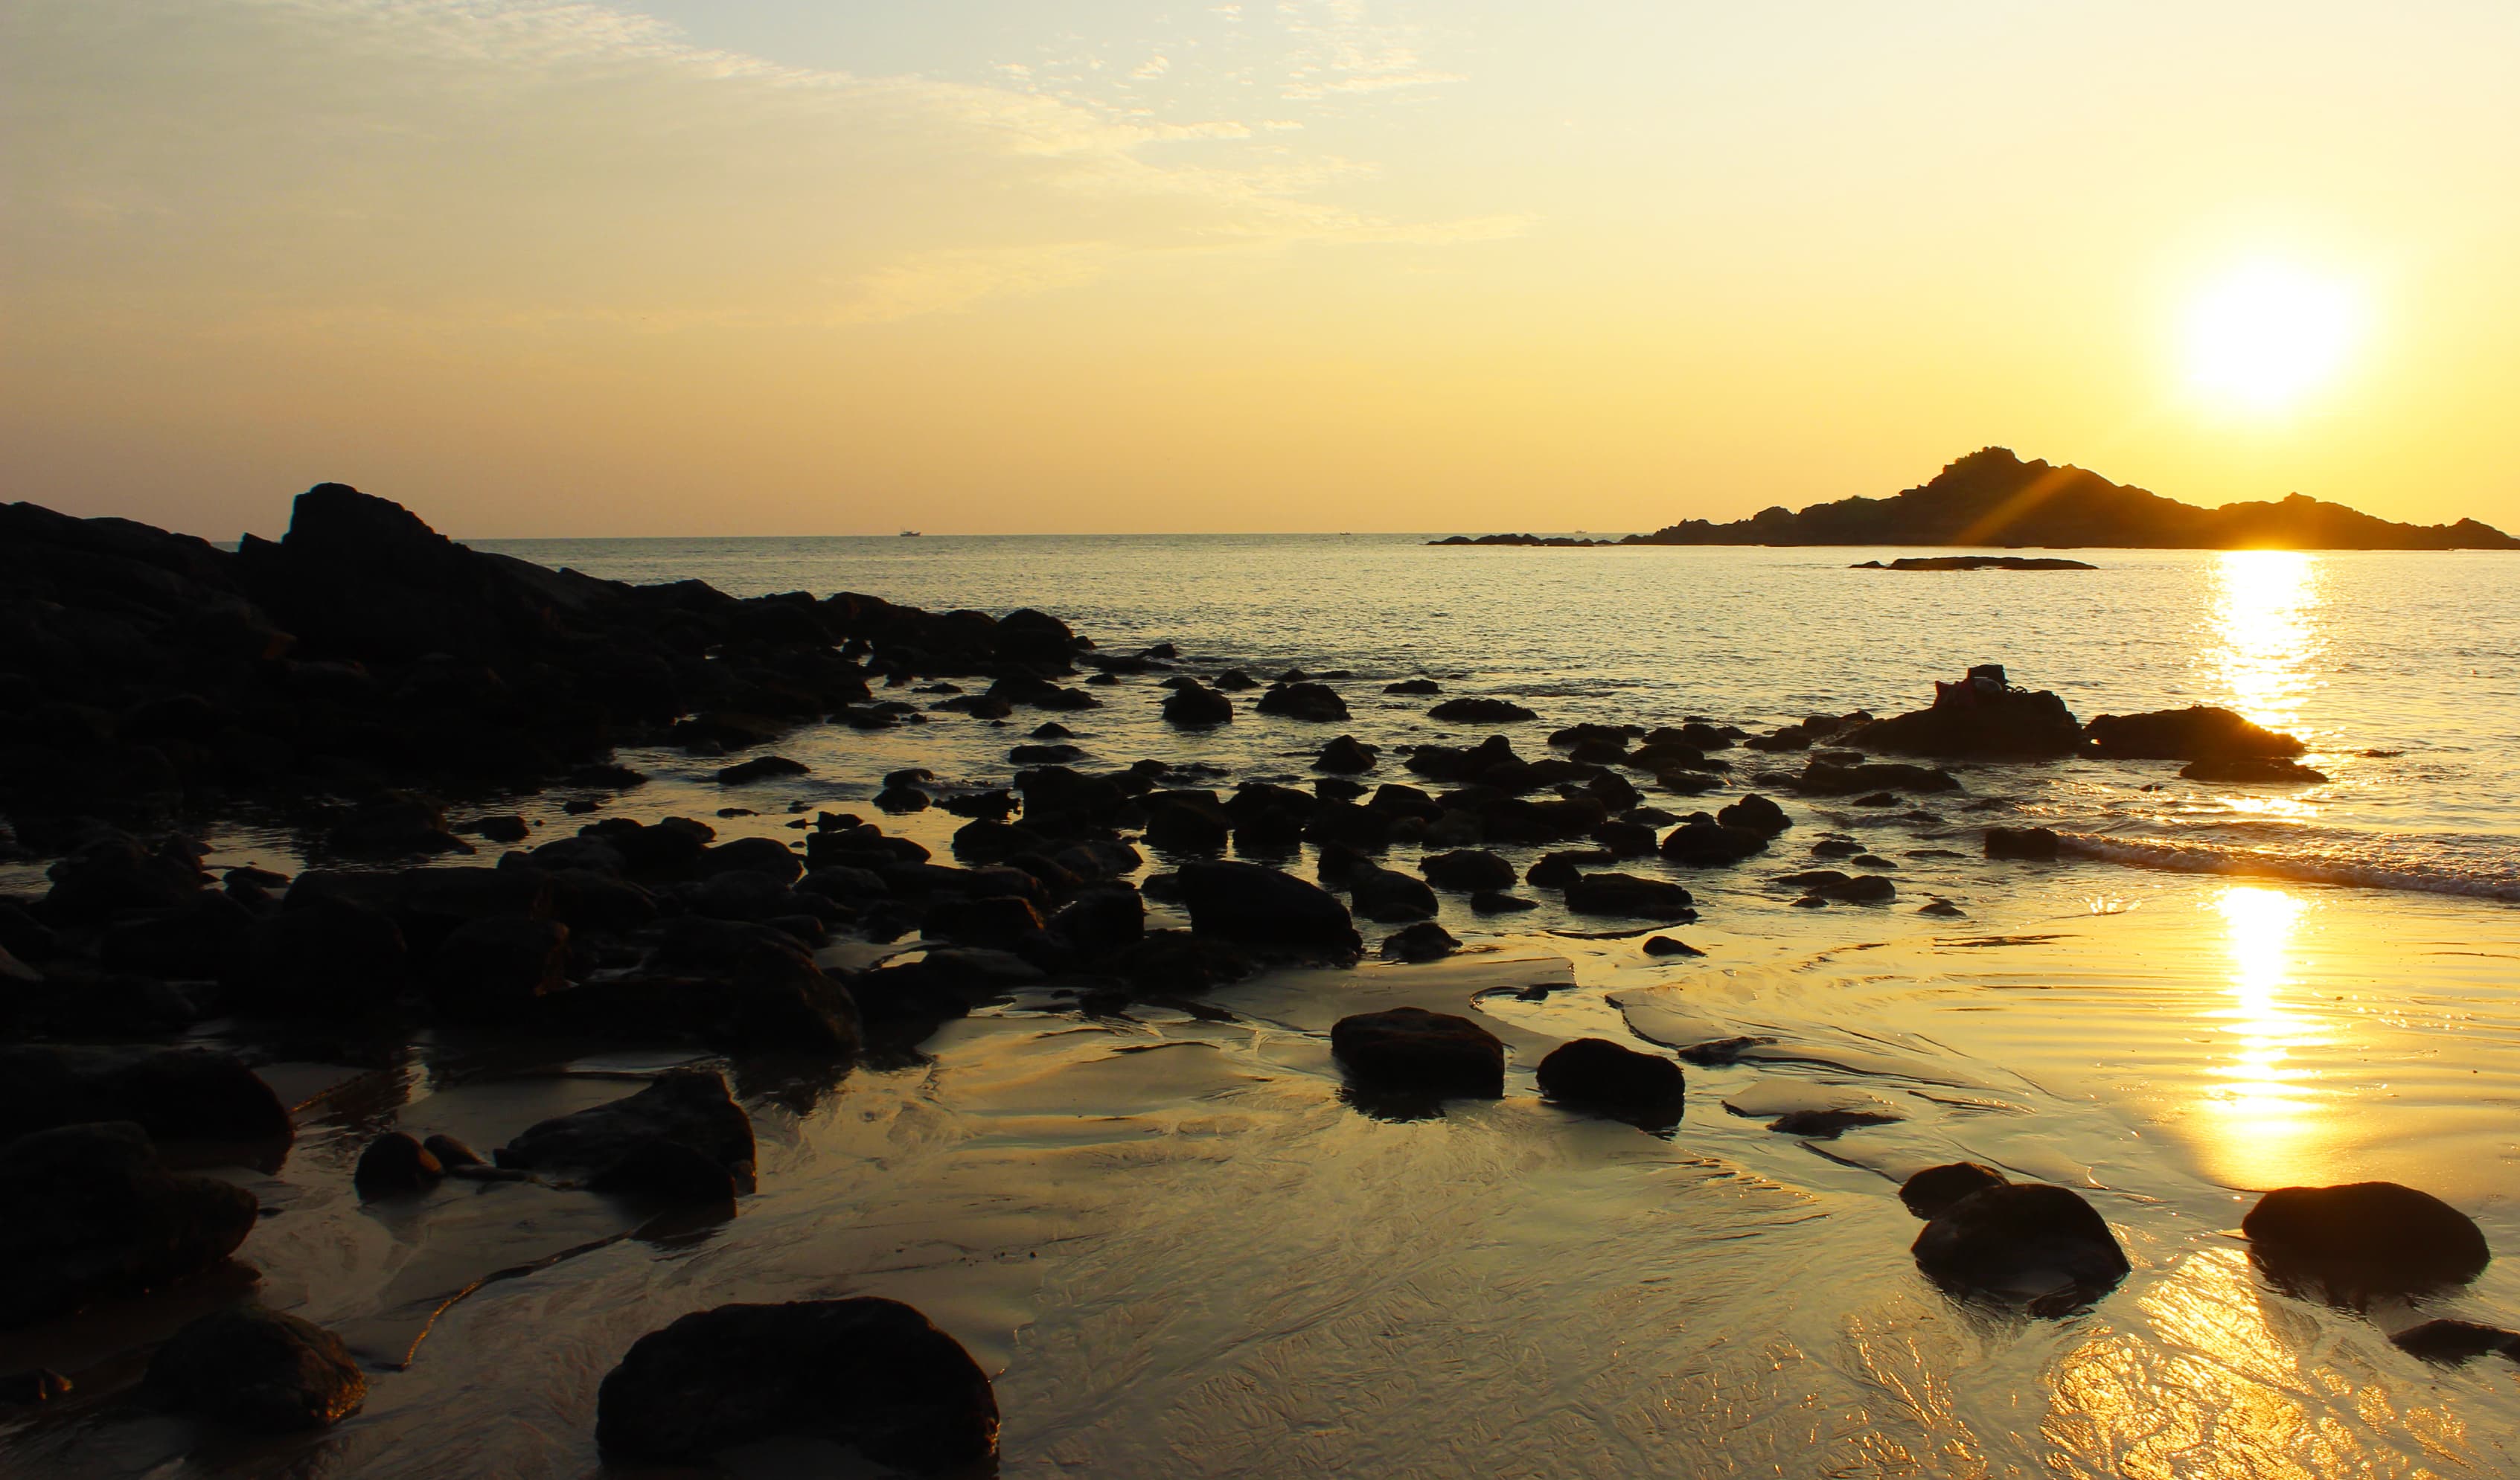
2204, 885, 2331, 1186
2207, 551, 2324, 735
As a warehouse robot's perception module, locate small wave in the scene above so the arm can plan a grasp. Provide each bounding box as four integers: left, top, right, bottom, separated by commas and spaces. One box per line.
2059, 833, 2520, 903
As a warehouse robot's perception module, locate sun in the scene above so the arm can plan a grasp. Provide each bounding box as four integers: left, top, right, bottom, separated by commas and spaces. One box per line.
2184, 263, 2360, 412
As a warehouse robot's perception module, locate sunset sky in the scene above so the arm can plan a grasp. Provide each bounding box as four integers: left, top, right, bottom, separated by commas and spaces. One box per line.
7, 1, 2516, 537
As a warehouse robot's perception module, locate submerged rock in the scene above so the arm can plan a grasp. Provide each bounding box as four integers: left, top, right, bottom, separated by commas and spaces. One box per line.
1640, 935, 1703, 957
1911, 1182, 2129, 1309
1162, 681, 1233, 727
714, 754, 808, 784
0, 1121, 258, 1328
1471, 890, 1538, 914
1379, 922, 1460, 962
496, 1069, 756, 1198
595, 1298, 1000, 1472
1564, 872, 1695, 917
1715, 793, 1791, 835
1428, 696, 1537, 723
2242, 1182, 2490, 1294
1659, 821, 1769, 867
147, 1304, 367, 1432
2178, 756, 2330, 785
1419, 848, 1518, 892
1331, 1007, 1505, 1100
1769, 1108, 1899, 1137
1256, 682, 1349, 722
1315, 734, 1378, 772
1983, 826, 2060, 862
1536, 1038, 1684, 1125
2392, 1320, 2520, 1364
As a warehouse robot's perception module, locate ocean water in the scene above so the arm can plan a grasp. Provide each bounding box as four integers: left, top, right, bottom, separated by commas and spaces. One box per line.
7, 536, 2519, 1479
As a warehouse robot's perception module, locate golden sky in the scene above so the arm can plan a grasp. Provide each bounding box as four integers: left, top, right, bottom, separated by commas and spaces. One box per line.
6, 1, 2516, 536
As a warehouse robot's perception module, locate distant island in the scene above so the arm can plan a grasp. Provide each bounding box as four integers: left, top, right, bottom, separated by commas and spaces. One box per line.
1852, 555, 2097, 571
1430, 447, 2519, 550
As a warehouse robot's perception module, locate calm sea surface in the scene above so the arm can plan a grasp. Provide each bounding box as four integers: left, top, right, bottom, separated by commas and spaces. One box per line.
10, 536, 2518, 1478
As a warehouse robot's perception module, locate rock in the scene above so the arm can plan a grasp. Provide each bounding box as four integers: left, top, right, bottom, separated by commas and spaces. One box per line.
496, 1069, 757, 1196
1379, 922, 1459, 962
1776, 870, 1896, 904
1176, 861, 1362, 958
1524, 848, 1614, 890
1983, 826, 2060, 862
1429, 696, 1537, 723
921, 894, 1046, 951
1769, 1108, 1899, 1137
594, 1298, 999, 1472
1331, 1008, 1505, 1099
2242, 1182, 2490, 1294
1471, 891, 1538, 914
1659, 821, 1769, 867
697, 835, 805, 882
464, 814, 531, 842
849, 947, 1045, 1023
2179, 756, 2330, 784
1212, 668, 1260, 692
240, 896, 409, 1017
1564, 872, 1695, 917
1419, 849, 1517, 892
0, 1121, 258, 1328
423, 1133, 486, 1169
1715, 793, 1791, 835
0, 1045, 291, 1146
147, 1304, 368, 1432
1641, 935, 1703, 958
714, 755, 808, 784
1900, 1162, 2010, 1218
1918, 899, 1966, 917
1851, 673, 2085, 759
1384, 678, 1442, 695
426, 916, 570, 1024
587, 1138, 740, 1202
874, 785, 931, 813
1139, 789, 1232, 853
2086, 705, 2306, 760
1346, 863, 1440, 923
1315, 734, 1378, 772
354, 1131, 444, 1198
327, 792, 474, 857
2393, 1320, 2520, 1364
1536, 1038, 1685, 1125
1256, 682, 1349, 722
1911, 1183, 2130, 1307
1050, 886, 1146, 958
1158, 679, 1233, 727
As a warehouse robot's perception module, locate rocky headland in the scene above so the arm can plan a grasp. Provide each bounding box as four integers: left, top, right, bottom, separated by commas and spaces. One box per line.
1430, 446, 2519, 550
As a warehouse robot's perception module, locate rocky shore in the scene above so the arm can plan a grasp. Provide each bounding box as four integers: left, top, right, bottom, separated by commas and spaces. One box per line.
2, 487, 2504, 1469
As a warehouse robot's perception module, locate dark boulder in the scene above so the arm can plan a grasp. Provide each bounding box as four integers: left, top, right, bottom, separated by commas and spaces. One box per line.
1256, 682, 1349, 722
1161, 681, 1232, 727
1315, 734, 1378, 772
147, 1304, 368, 1432
1715, 793, 1791, 835
1590, 819, 1658, 856
1429, 696, 1537, 723
1536, 1038, 1684, 1125
0, 1045, 291, 1147
1777, 870, 1897, 905
1564, 872, 1695, 917
465, 813, 532, 844
1899, 1162, 2010, 1219
1911, 1183, 2129, 1308
1331, 1008, 1505, 1099
1139, 789, 1232, 853
1524, 848, 1614, 890
1050, 886, 1145, 958
1418, 849, 1516, 892
2086, 705, 2306, 760
353, 1131, 444, 1199
1659, 821, 1769, 867
1983, 826, 2060, 862
1379, 922, 1460, 962
2179, 756, 2330, 784
595, 1298, 999, 1472
240, 895, 409, 1017
423, 1133, 486, 1169
0, 1121, 258, 1328
426, 916, 570, 1024
1641, 935, 1703, 958
2242, 1182, 2489, 1294
496, 1069, 757, 1196
714, 755, 808, 784
697, 836, 805, 882
1175, 861, 1360, 958
1384, 678, 1442, 695
1345, 864, 1440, 923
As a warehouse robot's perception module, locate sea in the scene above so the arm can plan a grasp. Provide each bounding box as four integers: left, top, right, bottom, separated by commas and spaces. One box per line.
7, 536, 2518, 1478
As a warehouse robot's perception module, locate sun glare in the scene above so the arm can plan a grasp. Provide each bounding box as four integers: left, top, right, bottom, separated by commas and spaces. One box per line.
2184, 264, 2359, 411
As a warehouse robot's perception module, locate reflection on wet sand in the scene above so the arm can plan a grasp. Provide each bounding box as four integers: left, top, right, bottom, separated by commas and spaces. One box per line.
2203, 885, 2335, 1191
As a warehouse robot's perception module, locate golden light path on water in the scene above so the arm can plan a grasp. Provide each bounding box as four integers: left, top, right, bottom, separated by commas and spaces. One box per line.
2202, 885, 2333, 1189
2207, 549, 2325, 737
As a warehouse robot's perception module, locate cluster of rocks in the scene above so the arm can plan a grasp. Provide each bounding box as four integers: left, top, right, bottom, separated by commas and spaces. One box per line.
0, 485, 1107, 851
